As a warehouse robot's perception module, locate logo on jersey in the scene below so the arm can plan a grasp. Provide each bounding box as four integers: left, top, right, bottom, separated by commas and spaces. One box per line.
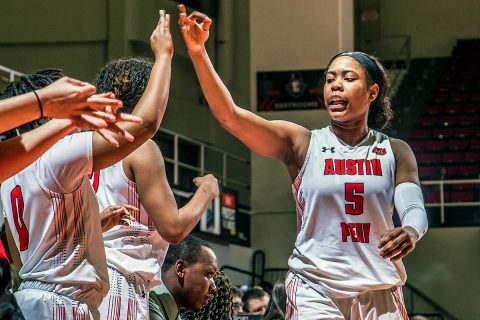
323, 158, 383, 176
372, 147, 387, 155
322, 146, 335, 153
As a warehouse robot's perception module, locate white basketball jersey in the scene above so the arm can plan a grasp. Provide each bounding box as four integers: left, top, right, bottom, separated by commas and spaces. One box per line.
1, 132, 109, 306
90, 161, 168, 290
288, 127, 406, 298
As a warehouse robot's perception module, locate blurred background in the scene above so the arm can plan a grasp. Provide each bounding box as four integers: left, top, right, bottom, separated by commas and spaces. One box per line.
1, 1, 479, 318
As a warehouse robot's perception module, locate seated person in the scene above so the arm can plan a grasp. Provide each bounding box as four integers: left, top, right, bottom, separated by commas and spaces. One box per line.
242, 287, 270, 315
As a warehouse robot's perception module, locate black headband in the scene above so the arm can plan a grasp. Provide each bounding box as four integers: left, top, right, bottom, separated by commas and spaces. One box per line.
335, 52, 382, 85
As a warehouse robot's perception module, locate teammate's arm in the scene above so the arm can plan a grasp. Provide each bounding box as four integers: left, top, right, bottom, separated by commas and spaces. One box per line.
379, 139, 427, 261
178, 5, 310, 173
126, 140, 218, 244
0, 77, 124, 133
0, 120, 76, 183
92, 10, 173, 171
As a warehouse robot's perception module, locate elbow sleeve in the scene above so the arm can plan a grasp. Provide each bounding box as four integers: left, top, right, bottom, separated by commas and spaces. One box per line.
394, 182, 428, 241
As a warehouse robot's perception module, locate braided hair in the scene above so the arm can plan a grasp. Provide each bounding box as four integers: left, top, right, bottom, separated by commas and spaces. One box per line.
0, 69, 64, 135
94, 57, 153, 114
180, 271, 233, 320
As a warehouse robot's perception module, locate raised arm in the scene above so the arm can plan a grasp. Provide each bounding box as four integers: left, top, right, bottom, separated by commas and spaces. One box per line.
92, 10, 173, 171
126, 140, 218, 244
379, 139, 428, 261
178, 5, 310, 171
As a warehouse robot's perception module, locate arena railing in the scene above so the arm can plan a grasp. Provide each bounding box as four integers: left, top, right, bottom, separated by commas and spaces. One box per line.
422, 178, 480, 225
157, 127, 250, 191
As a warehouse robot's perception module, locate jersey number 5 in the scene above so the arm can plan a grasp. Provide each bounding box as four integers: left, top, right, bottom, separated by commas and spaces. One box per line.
345, 183, 364, 215
10, 185, 29, 251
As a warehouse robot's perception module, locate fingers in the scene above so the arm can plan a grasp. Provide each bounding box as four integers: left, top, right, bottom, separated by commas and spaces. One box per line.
187, 12, 211, 30
178, 5, 188, 30
86, 95, 123, 112
114, 113, 143, 124
75, 81, 97, 97
97, 128, 120, 148
379, 229, 415, 260
165, 13, 171, 34
100, 123, 135, 143
122, 204, 139, 212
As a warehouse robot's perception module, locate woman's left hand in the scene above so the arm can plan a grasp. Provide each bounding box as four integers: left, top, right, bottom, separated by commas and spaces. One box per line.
378, 226, 419, 261
100, 204, 138, 232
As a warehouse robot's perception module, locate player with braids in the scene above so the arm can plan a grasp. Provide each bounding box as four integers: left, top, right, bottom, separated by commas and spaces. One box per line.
1, 9, 174, 319
179, 271, 233, 320
90, 21, 218, 319
178, 4, 428, 319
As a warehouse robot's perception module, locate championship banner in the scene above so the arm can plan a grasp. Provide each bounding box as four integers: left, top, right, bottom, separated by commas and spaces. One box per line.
257, 69, 326, 112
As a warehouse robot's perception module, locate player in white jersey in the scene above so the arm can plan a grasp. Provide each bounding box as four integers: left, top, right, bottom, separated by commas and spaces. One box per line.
89, 57, 219, 319
178, 6, 428, 319
1, 9, 174, 319
0, 76, 124, 320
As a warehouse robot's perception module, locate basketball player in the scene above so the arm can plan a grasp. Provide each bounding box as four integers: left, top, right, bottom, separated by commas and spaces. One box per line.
91, 56, 219, 319
178, 5, 428, 319
0, 74, 127, 319
1, 9, 173, 319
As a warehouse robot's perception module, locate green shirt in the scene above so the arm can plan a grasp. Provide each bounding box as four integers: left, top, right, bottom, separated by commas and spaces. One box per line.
149, 284, 182, 320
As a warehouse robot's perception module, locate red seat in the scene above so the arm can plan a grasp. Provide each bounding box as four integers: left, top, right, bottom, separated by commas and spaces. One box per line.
438, 115, 459, 127
464, 151, 480, 163
411, 128, 432, 139
433, 127, 453, 139
441, 152, 464, 164
418, 166, 437, 179
457, 165, 478, 177
459, 114, 480, 126
426, 140, 448, 151
453, 127, 475, 138
449, 191, 474, 202
448, 139, 470, 150
409, 140, 426, 152
470, 139, 480, 150
426, 191, 450, 203
444, 104, 464, 115
424, 104, 444, 115
417, 116, 436, 127
450, 92, 470, 103
420, 153, 440, 164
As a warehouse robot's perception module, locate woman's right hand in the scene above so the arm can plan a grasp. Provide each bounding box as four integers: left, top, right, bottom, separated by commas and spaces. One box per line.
150, 9, 174, 60
177, 4, 212, 53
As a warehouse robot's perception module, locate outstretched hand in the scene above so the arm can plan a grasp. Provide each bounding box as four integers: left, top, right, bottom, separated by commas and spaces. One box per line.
378, 226, 419, 261
150, 9, 174, 59
100, 204, 139, 232
178, 4, 212, 53
37, 77, 144, 147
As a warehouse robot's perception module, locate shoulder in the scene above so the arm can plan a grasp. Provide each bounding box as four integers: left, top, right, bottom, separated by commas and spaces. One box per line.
389, 138, 420, 185
389, 138, 415, 160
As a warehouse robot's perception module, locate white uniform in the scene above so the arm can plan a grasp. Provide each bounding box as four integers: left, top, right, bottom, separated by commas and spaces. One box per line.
1, 132, 109, 320
90, 161, 169, 319
287, 127, 408, 319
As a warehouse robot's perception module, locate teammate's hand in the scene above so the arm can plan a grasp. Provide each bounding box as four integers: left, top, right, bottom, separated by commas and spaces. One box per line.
178, 4, 212, 53
100, 204, 138, 232
193, 174, 219, 200
378, 226, 419, 261
38, 77, 123, 121
150, 9, 174, 60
